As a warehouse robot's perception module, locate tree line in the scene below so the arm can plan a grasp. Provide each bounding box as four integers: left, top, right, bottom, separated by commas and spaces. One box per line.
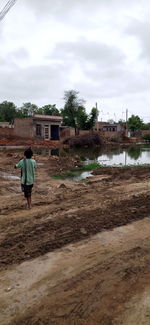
0, 90, 98, 132
0, 90, 149, 132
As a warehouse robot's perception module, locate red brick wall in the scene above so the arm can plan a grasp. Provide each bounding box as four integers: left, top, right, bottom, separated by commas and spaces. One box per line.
0, 127, 14, 138
79, 130, 91, 136
99, 130, 118, 138
61, 128, 120, 140
60, 127, 75, 139
141, 130, 150, 135
14, 118, 34, 138
60, 128, 91, 139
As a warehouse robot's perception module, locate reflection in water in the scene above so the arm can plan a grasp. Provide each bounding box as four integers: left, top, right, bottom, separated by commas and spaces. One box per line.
50, 148, 60, 156
35, 144, 150, 166
26, 144, 150, 181
127, 146, 141, 160
63, 144, 150, 166
34, 148, 60, 156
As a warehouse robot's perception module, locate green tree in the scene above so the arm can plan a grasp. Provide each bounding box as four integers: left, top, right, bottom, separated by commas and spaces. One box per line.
86, 107, 99, 130
0, 101, 17, 123
76, 106, 88, 130
18, 102, 39, 117
118, 119, 125, 124
61, 90, 99, 133
141, 123, 150, 130
61, 90, 85, 134
127, 115, 143, 132
39, 104, 60, 116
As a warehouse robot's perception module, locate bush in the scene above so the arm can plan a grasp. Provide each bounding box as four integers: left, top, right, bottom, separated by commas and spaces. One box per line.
142, 134, 150, 141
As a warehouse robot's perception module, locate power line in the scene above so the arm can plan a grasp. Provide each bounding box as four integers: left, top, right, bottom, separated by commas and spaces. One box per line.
0, 0, 18, 22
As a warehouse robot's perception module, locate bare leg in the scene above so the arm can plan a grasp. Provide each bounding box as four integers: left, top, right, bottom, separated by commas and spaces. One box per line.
27, 196, 31, 209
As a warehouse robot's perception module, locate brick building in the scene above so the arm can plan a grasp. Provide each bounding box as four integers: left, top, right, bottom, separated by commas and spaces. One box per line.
14, 114, 63, 140
95, 121, 126, 133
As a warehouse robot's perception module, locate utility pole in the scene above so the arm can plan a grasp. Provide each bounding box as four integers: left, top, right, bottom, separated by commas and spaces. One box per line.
126, 109, 128, 137
95, 102, 98, 131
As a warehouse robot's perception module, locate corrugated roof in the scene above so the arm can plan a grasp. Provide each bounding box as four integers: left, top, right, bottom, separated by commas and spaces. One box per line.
34, 114, 63, 120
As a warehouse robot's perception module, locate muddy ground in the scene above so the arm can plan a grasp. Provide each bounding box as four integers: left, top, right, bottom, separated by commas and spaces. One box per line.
0, 150, 150, 325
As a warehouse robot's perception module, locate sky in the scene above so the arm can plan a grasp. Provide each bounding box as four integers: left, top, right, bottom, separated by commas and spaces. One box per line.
0, 0, 150, 122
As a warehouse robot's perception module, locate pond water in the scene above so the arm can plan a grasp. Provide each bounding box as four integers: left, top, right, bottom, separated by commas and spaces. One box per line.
36, 144, 150, 181
46, 144, 150, 167
82, 144, 150, 166
2, 144, 150, 166
2, 144, 150, 181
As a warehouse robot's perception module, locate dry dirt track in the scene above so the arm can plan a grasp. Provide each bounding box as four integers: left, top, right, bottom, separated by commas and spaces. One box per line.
0, 151, 150, 325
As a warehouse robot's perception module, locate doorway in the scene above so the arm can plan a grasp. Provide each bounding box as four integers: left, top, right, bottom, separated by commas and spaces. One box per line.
51, 125, 59, 140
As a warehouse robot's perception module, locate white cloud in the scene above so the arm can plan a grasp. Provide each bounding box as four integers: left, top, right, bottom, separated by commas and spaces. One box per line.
0, 0, 150, 121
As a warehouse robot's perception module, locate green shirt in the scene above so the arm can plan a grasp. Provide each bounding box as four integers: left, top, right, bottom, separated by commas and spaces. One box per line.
16, 158, 36, 185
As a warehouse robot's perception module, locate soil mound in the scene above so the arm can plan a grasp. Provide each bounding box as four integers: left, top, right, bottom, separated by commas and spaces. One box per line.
63, 132, 103, 147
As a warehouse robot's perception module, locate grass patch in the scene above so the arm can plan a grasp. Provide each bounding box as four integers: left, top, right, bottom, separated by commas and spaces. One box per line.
78, 162, 102, 171
52, 174, 65, 180
52, 171, 80, 180
51, 163, 102, 180
52, 163, 150, 180
65, 171, 80, 177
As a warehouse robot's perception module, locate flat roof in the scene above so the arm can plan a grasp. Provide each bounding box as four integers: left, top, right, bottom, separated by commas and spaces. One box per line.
34, 114, 63, 120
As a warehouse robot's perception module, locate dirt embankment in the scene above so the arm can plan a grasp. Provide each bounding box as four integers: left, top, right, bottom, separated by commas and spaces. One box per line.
0, 151, 150, 325
63, 133, 103, 147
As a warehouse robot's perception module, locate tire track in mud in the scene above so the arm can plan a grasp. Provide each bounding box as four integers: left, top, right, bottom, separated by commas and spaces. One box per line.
0, 193, 150, 270
10, 240, 150, 325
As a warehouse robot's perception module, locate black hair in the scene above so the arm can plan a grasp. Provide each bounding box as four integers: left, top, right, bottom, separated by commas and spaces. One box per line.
24, 147, 33, 159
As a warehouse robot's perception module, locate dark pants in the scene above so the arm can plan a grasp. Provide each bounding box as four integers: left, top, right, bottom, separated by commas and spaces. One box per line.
21, 184, 33, 198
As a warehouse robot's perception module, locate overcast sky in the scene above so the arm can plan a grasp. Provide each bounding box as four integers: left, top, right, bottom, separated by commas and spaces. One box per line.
0, 0, 150, 122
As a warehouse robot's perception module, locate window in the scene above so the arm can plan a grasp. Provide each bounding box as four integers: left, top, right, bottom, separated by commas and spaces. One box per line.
36, 124, 41, 136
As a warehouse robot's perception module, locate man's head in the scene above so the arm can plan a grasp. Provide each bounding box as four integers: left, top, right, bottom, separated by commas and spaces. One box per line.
24, 147, 33, 159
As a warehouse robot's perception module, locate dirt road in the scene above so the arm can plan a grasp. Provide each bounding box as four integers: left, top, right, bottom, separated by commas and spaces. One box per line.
0, 151, 150, 325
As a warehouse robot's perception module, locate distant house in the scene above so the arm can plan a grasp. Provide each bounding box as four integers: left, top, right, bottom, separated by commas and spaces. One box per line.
0, 122, 11, 128
95, 121, 108, 131
95, 121, 126, 134
14, 114, 63, 140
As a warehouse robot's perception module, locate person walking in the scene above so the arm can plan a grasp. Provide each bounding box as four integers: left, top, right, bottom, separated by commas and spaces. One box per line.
15, 148, 36, 209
